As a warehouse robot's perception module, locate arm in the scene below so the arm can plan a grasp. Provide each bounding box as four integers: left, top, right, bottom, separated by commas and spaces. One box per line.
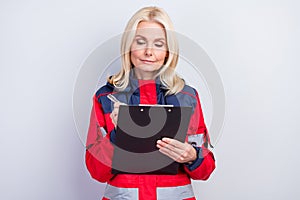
85, 95, 115, 183
156, 137, 215, 180
156, 90, 216, 180
183, 90, 216, 180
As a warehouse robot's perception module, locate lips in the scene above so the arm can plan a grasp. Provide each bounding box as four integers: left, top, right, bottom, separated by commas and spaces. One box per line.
140, 59, 155, 64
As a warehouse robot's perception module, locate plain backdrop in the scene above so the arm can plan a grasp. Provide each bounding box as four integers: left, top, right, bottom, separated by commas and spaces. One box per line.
1, 0, 300, 199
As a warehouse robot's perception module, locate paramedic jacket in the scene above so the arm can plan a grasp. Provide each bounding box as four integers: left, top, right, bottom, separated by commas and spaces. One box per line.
85, 75, 216, 200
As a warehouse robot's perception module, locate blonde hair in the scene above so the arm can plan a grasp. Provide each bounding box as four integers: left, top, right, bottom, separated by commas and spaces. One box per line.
109, 6, 184, 95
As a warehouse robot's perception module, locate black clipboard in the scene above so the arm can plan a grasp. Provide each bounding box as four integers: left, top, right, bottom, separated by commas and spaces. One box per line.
112, 105, 192, 174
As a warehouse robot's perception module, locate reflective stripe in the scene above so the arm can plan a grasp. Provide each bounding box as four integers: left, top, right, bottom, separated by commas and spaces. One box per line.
99, 126, 107, 137
157, 184, 195, 200
104, 183, 194, 199
188, 134, 203, 147
103, 184, 138, 200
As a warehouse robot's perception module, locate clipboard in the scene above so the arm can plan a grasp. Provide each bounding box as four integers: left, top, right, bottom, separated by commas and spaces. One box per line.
112, 105, 192, 174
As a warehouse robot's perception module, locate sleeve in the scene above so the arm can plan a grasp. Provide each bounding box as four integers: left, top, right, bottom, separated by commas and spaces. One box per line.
85, 94, 115, 183
183, 90, 216, 180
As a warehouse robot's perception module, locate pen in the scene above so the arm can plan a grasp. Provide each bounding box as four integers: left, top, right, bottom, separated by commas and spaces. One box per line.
107, 94, 127, 105
107, 94, 119, 103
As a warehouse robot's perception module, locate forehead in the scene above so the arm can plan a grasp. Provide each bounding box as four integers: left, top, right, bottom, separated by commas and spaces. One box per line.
135, 21, 166, 39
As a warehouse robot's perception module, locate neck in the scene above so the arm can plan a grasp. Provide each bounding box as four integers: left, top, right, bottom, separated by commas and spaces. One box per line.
133, 68, 157, 80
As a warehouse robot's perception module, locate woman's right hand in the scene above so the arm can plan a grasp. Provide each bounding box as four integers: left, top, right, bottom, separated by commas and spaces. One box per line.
110, 102, 122, 127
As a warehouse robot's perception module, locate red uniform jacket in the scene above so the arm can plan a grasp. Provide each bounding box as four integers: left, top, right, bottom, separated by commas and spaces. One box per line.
85, 76, 215, 200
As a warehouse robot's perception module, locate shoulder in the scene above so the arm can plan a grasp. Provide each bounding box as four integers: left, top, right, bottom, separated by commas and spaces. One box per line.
94, 82, 115, 110
165, 84, 199, 108
177, 84, 201, 113
95, 82, 115, 99
93, 82, 115, 113
180, 85, 198, 98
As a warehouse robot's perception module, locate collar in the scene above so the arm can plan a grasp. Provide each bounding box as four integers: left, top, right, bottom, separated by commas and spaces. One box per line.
124, 70, 164, 93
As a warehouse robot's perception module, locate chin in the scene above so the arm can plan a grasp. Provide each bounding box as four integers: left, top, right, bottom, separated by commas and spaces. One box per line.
136, 64, 161, 71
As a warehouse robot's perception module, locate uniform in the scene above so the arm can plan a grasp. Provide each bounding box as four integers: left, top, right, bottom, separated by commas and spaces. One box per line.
85, 75, 216, 200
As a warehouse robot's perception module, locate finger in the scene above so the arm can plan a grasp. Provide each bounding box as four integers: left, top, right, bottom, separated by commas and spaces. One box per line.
156, 143, 163, 149
162, 137, 186, 149
157, 140, 196, 163
157, 140, 186, 161
157, 139, 184, 156
113, 102, 121, 108
156, 140, 171, 149
160, 146, 194, 163
110, 110, 116, 119
161, 138, 188, 154
113, 101, 126, 108
110, 110, 118, 127
112, 106, 119, 118
159, 146, 190, 163
158, 145, 181, 162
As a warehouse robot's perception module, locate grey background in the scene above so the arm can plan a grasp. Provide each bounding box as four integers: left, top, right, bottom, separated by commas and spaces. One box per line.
1, 0, 299, 199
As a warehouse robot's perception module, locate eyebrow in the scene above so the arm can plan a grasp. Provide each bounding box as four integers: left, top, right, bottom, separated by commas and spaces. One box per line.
135, 35, 166, 41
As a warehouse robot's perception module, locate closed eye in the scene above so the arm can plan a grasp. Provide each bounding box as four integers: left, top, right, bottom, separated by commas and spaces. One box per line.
154, 42, 165, 48
136, 39, 146, 45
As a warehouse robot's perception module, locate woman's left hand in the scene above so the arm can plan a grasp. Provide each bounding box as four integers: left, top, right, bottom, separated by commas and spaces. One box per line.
156, 138, 197, 164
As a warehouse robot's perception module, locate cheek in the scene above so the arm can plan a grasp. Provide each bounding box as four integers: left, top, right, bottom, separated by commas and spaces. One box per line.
130, 50, 141, 65
130, 44, 145, 58
130, 49, 140, 59
155, 50, 167, 62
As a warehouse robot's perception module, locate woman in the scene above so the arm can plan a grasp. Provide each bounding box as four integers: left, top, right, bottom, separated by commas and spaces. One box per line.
85, 6, 215, 200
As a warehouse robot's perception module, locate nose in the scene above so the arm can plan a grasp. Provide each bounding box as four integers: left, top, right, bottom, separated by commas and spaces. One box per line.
144, 47, 153, 56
